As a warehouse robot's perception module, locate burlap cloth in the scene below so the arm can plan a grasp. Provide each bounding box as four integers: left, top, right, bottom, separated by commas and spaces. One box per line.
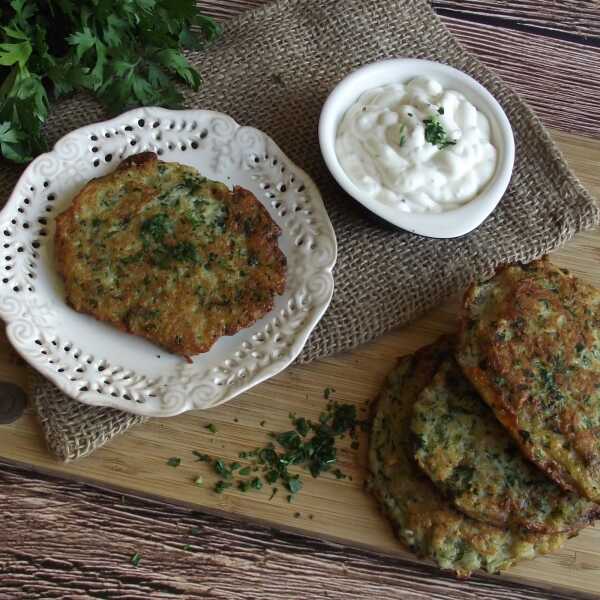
2, 0, 597, 461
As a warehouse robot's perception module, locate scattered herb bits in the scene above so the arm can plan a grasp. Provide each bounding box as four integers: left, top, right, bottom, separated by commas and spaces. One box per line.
187, 397, 365, 502
166, 457, 181, 467
423, 114, 456, 150
131, 552, 141, 567
238, 480, 251, 492
398, 123, 407, 147
205, 423, 217, 434
333, 469, 347, 480
214, 481, 232, 494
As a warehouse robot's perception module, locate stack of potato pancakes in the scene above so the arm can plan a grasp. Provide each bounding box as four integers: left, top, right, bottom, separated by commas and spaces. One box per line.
368, 258, 600, 577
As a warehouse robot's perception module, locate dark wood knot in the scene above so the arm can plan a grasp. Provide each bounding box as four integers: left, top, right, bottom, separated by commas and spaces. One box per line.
0, 382, 27, 424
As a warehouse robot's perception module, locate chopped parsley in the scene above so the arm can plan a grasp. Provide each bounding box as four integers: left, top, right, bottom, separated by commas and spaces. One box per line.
185, 399, 365, 501
214, 459, 232, 479
171, 241, 198, 263
214, 481, 231, 494
237, 480, 251, 492
166, 457, 181, 467
205, 423, 217, 434
141, 213, 172, 243
423, 114, 456, 150
294, 417, 310, 437
398, 123, 407, 147
286, 477, 302, 494
194, 476, 204, 487
131, 552, 141, 567
324, 387, 335, 400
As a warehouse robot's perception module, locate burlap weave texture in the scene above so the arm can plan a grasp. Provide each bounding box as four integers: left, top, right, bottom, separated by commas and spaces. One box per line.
1, 0, 596, 460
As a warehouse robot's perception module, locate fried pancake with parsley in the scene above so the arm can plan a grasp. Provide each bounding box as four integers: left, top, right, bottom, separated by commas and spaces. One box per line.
55, 153, 286, 360
457, 258, 600, 502
367, 338, 569, 577
412, 354, 600, 533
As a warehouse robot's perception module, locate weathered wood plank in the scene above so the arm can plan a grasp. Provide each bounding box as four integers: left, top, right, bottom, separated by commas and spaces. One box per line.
197, 0, 600, 45
0, 462, 592, 600
432, 0, 600, 44
197, 0, 264, 20
442, 17, 600, 137
196, 1, 600, 138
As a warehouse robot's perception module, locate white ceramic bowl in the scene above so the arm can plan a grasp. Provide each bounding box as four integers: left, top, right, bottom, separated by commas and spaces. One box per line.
319, 59, 515, 238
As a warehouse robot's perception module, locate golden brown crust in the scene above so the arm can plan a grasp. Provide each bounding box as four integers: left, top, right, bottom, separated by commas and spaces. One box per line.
55, 153, 286, 360
367, 337, 569, 577
412, 354, 600, 533
457, 258, 600, 501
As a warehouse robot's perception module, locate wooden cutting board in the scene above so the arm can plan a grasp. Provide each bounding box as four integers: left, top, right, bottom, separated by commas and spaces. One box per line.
1, 129, 599, 597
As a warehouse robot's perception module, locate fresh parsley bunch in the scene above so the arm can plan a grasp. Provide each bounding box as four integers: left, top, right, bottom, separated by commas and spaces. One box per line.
0, 0, 221, 163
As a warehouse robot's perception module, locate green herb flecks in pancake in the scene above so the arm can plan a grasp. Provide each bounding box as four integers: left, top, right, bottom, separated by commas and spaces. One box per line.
412, 356, 600, 533
367, 338, 568, 577
457, 258, 600, 502
55, 153, 286, 360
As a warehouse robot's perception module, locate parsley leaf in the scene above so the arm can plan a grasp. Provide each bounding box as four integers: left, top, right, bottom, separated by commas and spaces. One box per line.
0, 1, 221, 163
166, 457, 181, 467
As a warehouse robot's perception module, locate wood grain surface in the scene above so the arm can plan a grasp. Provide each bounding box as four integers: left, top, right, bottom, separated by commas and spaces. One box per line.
432, 0, 600, 43
2, 1, 600, 598
0, 462, 590, 600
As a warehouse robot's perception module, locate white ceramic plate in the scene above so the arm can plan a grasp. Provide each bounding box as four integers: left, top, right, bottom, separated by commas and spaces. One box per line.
0, 107, 337, 417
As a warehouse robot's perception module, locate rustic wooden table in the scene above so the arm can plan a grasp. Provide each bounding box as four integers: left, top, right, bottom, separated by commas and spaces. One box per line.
2, 1, 600, 598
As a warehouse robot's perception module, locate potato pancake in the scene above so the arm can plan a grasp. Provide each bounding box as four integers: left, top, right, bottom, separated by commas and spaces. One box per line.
412, 354, 599, 533
55, 153, 286, 360
367, 339, 568, 577
457, 258, 600, 502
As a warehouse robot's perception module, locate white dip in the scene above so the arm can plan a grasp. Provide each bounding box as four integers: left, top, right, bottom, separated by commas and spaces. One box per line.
335, 77, 497, 213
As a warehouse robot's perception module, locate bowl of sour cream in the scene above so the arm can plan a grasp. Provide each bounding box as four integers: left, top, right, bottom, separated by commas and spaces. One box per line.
319, 59, 515, 238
